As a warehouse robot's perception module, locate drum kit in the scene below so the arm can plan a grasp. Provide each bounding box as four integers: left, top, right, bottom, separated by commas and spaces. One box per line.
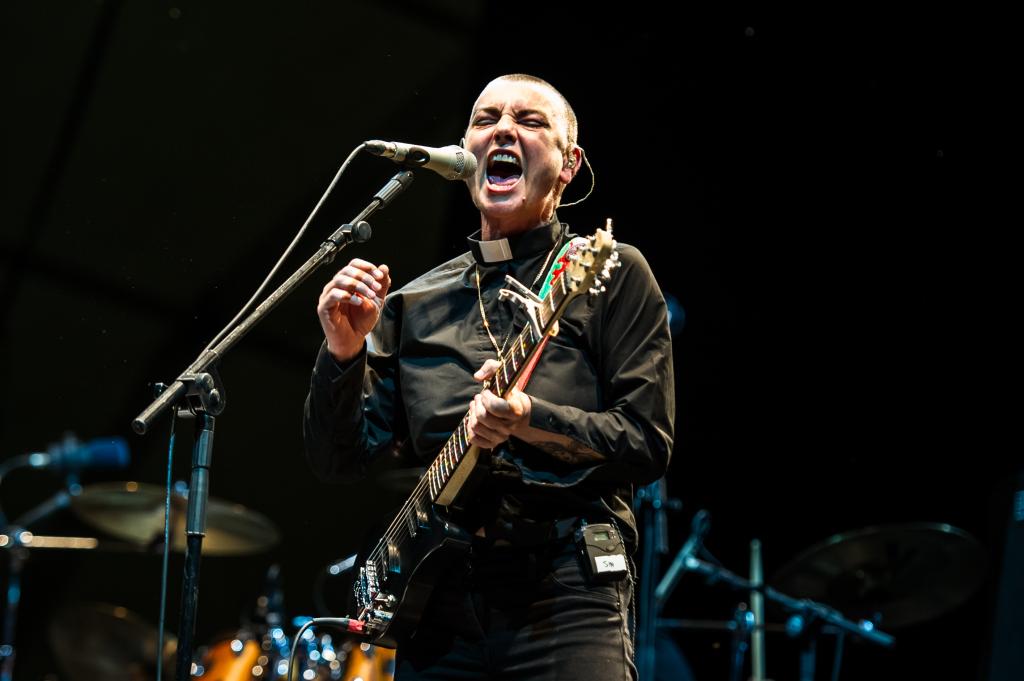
1, 469, 988, 681
0, 480, 394, 681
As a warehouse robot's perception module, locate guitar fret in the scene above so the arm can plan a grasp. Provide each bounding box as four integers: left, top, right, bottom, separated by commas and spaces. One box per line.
493, 372, 504, 397
501, 360, 510, 391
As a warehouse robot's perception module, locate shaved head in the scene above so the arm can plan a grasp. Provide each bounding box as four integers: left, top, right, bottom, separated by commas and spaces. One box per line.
470, 74, 578, 151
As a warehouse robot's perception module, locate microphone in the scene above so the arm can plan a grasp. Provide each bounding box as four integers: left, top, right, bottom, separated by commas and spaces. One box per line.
364, 140, 477, 180
28, 436, 130, 472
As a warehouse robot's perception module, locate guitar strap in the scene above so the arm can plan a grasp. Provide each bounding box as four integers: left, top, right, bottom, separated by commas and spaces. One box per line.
513, 236, 590, 392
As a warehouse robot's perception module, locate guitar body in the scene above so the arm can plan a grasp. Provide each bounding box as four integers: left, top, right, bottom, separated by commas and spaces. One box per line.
360, 503, 473, 647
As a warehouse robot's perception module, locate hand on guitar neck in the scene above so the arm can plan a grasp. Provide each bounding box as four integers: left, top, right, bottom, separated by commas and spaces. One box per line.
317, 258, 392, 362
467, 359, 532, 450
469, 359, 603, 464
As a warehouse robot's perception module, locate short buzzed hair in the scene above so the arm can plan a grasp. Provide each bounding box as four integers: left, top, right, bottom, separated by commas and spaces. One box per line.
474, 74, 579, 150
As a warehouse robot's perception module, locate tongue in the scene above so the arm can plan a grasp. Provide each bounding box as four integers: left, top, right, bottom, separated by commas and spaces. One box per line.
488, 173, 520, 186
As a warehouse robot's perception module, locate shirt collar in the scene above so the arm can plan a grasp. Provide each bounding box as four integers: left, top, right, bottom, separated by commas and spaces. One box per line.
467, 219, 564, 266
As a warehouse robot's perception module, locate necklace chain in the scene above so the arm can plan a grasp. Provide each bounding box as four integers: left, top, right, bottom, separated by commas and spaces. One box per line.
476, 234, 562, 361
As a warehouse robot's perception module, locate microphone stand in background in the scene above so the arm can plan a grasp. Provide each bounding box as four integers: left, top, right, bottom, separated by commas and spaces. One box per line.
131, 170, 414, 681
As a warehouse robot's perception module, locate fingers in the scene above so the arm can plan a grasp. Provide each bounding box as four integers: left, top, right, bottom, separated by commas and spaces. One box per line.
466, 389, 532, 449
467, 397, 506, 449
473, 359, 502, 382
323, 264, 381, 301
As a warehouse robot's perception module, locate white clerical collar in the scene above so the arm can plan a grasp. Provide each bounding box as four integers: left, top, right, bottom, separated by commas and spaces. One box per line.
472, 237, 513, 263
466, 220, 563, 266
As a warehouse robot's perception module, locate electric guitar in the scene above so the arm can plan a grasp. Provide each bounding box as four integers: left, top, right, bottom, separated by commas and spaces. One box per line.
352, 220, 620, 647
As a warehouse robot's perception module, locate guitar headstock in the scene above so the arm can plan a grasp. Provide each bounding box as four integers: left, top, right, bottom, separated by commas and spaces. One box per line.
564, 218, 620, 300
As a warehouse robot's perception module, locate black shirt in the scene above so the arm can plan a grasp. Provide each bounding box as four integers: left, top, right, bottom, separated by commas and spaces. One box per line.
303, 219, 675, 547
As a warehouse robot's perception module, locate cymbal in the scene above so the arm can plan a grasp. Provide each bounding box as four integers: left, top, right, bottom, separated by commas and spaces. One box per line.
769, 522, 987, 628
49, 602, 177, 681
70, 481, 280, 556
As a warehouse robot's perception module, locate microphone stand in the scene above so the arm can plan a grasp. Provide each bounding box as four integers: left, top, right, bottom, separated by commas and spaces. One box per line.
131, 170, 414, 681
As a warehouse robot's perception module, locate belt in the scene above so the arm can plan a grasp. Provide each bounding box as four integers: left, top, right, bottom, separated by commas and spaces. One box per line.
472, 516, 580, 549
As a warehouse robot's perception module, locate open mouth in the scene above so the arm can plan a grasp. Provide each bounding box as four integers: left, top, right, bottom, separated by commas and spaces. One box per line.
486, 151, 521, 188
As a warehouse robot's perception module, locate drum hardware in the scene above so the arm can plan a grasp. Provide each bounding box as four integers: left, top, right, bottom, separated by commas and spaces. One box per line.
1, 447, 122, 681
633, 480, 698, 681
0, 465, 278, 681
672, 514, 895, 681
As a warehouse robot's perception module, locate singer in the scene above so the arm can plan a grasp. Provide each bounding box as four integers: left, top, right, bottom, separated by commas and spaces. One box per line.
304, 74, 675, 680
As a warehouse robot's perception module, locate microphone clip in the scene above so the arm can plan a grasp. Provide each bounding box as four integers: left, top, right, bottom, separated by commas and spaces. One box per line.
173, 365, 226, 417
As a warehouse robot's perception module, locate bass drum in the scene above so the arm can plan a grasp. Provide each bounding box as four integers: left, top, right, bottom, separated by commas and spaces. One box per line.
195, 633, 261, 681
341, 642, 395, 681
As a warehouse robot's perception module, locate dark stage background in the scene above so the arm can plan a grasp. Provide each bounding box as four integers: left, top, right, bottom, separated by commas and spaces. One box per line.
1, 4, 1014, 680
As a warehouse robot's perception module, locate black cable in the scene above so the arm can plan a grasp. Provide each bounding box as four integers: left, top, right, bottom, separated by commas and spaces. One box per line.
201, 143, 366, 353
288, 617, 366, 680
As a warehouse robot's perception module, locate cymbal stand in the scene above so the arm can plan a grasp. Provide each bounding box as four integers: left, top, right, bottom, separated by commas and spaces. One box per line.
728, 603, 755, 681
681, 545, 894, 681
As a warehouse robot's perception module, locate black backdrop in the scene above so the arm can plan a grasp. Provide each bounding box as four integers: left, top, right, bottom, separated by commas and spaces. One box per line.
1, 4, 1013, 680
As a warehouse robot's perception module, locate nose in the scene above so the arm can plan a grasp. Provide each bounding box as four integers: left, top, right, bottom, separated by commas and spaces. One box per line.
493, 113, 517, 144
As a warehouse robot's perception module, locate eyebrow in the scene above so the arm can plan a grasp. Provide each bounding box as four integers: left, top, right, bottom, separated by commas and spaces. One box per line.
473, 106, 550, 121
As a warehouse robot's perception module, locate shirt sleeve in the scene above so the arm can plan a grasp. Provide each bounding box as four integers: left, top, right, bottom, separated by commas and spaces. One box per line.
523, 244, 675, 487
302, 295, 406, 483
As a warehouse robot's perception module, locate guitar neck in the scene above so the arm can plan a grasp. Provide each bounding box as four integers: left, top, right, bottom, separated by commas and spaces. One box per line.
419, 271, 576, 506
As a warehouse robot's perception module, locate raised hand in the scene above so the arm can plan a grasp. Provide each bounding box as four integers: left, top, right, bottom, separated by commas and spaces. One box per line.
317, 259, 391, 362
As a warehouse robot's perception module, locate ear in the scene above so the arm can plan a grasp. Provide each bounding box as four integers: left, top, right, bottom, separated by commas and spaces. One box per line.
560, 145, 583, 184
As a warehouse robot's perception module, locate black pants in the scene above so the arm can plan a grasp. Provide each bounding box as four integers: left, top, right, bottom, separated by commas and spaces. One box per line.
395, 538, 636, 680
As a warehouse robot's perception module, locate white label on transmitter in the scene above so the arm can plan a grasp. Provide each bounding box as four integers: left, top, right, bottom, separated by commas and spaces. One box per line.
595, 554, 627, 573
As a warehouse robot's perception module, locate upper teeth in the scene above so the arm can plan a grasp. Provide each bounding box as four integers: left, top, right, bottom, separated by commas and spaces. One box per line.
491, 153, 520, 167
